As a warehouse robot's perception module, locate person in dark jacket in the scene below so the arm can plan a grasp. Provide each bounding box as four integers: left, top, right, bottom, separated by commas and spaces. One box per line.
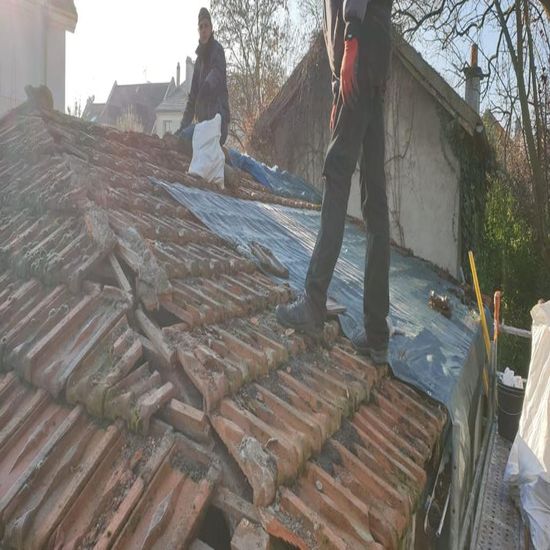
178, 7, 230, 145
276, 0, 393, 365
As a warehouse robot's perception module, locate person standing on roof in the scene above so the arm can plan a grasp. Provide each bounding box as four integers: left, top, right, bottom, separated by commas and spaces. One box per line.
177, 7, 230, 145
276, 0, 393, 365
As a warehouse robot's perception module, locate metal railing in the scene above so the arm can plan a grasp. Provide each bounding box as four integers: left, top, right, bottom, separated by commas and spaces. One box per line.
457, 291, 532, 549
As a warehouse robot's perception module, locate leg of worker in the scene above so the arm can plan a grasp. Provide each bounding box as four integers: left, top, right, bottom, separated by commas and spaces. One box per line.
305, 95, 369, 317
360, 89, 390, 350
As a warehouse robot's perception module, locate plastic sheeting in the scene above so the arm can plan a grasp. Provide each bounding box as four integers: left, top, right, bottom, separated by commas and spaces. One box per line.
228, 149, 322, 204
153, 179, 483, 406
152, 179, 486, 528
505, 301, 550, 550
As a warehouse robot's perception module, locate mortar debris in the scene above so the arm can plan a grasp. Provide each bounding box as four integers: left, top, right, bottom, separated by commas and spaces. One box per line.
170, 451, 208, 482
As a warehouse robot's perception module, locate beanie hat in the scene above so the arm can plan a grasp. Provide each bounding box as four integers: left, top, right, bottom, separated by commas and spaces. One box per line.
198, 7, 212, 25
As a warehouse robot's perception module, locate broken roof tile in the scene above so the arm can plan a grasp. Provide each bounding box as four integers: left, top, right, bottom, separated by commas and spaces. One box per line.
0, 375, 219, 550
48, 426, 174, 550
0, 209, 110, 291
198, 323, 385, 504
112, 434, 221, 549
3, 281, 130, 398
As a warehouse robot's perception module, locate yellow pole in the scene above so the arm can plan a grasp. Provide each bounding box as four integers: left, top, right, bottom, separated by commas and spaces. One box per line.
469, 251, 490, 395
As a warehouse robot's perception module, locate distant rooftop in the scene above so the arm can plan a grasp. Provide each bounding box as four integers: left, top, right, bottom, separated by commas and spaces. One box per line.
98, 81, 172, 133
81, 101, 105, 123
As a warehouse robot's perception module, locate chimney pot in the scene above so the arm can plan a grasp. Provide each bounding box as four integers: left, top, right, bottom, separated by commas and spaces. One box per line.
176, 62, 181, 87
464, 44, 484, 114
471, 44, 479, 68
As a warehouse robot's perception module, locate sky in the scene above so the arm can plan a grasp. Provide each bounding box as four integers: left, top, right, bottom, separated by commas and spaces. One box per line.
65, 1, 498, 114
66, 0, 211, 110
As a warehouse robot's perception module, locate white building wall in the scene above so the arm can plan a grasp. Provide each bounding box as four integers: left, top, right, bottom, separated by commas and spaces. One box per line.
0, 1, 70, 116
45, 25, 67, 111
154, 112, 184, 137
347, 59, 461, 277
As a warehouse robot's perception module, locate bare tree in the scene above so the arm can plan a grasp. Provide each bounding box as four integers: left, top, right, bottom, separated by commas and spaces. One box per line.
67, 99, 82, 118
299, 0, 324, 34
211, 0, 291, 148
395, 0, 550, 268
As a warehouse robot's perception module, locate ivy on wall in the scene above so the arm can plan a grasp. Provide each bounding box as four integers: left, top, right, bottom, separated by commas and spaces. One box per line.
442, 115, 491, 279
443, 112, 549, 375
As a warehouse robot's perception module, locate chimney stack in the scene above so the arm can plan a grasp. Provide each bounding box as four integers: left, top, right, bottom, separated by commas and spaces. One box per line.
176, 62, 181, 87
464, 44, 484, 114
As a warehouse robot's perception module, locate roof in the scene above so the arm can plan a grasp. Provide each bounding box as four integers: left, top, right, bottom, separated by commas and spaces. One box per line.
82, 101, 106, 123
255, 30, 482, 140
253, 32, 327, 142
5, 0, 78, 31
393, 33, 482, 136
97, 80, 173, 133
47, 0, 78, 32
156, 83, 190, 113
49, 0, 77, 15
0, 91, 447, 548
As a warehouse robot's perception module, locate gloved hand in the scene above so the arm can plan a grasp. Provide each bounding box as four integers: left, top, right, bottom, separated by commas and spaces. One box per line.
340, 37, 359, 108
330, 103, 337, 131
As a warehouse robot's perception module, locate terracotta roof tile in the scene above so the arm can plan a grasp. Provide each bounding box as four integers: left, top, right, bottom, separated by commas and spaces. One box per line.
112, 433, 221, 549
0, 374, 219, 549
264, 381, 446, 549
0, 98, 449, 548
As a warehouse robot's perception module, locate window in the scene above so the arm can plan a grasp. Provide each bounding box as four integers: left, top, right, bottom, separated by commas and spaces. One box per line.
163, 120, 173, 134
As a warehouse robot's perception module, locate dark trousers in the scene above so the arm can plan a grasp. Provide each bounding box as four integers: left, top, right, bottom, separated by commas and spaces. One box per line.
305, 87, 390, 348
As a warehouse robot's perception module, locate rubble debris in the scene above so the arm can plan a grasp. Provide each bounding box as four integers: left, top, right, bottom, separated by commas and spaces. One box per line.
428, 290, 452, 318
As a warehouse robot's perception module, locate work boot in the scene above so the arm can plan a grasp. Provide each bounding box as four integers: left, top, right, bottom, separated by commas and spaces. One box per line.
276, 294, 324, 337
350, 329, 389, 365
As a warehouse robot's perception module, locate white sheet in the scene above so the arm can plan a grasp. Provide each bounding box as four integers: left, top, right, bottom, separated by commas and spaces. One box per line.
188, 114, 225, 189
505, 301, 550, 550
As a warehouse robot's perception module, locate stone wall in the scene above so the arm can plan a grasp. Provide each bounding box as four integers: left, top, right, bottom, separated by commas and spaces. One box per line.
0, 1, 68, 116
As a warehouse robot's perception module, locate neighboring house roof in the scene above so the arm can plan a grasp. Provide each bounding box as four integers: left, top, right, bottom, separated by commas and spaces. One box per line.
253, 33, 326, 143
97, 80, 173, 133
156, 83, 190, 113
0, 96, 448, 548
81, 101, 105, 123
255, 31, 482, 141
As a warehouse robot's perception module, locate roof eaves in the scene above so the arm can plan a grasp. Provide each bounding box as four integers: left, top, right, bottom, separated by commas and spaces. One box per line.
47, 0, 78, 32
394, 33, 482, 136
254, 33, 325, 136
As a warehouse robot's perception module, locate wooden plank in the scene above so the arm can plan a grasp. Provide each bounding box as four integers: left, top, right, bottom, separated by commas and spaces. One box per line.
109, 253, 133, 296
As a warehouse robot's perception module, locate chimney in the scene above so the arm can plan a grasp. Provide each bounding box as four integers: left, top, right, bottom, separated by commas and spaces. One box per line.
186, 56, 194, 87
464, 44, 484, 114
176, 62, 181, 87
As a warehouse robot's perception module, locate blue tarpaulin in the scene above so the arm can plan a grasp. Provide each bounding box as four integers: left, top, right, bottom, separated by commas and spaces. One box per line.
152, 178, 486, 539
228, 149, 322, 204
152, 179, 484, 412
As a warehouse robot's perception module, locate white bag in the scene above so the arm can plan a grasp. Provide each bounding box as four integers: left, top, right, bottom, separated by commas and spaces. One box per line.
188, 114, 225, 189
505, 301, 550, 550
